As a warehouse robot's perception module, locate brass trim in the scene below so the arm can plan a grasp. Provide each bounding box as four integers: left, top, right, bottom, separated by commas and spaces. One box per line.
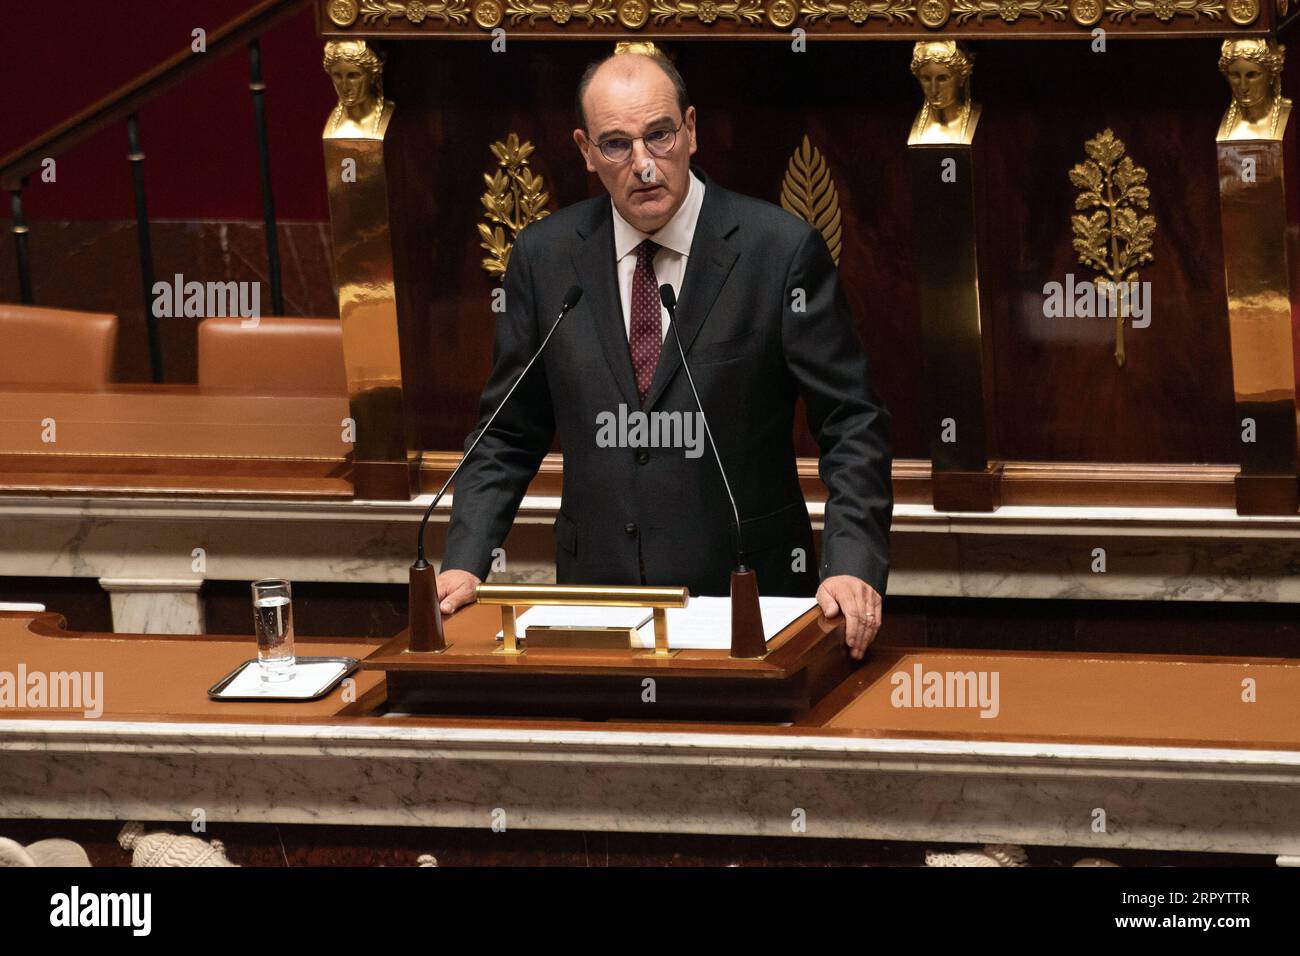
479, 584, 689, 658
477, 584, 689, 606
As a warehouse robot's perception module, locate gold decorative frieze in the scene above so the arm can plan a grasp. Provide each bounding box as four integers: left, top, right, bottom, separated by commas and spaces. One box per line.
952, 0, 1067, 22
479, 134, 552, 279
780, 136, 842, 267
649, 0, 767, 24
1069, 129, 1156, 368
1103, 0, 1224, 21
320, 0, 1262, 27
507, 0, 618, 23
801, 0, 918, 22
358, 0, 472, 23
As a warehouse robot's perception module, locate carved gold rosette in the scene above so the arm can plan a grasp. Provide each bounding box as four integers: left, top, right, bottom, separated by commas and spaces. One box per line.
479, 134, 552, 279
780, 136, 843, 267
1069, 0, 1103, 22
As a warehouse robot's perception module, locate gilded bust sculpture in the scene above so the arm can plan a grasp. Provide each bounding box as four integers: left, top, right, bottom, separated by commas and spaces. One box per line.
1217, 38, 1291, 143
323, 40, 393, 140
908, 41, 980, 146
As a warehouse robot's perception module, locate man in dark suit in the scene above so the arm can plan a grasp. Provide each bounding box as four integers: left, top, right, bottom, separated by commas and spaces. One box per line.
438, 49, 892, 658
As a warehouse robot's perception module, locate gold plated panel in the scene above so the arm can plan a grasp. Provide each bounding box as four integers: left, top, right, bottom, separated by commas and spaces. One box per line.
323, 41, 410, 471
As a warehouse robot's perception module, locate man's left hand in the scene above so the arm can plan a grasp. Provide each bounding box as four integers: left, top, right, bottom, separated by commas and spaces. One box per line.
816, 575, 882, 660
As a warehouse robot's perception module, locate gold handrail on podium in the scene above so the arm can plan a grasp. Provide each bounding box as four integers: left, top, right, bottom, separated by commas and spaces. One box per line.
475, 584, 689, 657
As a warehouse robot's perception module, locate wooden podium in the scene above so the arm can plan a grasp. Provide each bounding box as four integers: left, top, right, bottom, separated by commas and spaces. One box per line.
362, 591, 856, 722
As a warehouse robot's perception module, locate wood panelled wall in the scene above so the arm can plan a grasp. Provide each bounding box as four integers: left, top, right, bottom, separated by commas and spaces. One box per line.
385, 37, 1297, 464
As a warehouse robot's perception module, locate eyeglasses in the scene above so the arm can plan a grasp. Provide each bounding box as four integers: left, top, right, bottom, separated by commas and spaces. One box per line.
594, 120, 684, 164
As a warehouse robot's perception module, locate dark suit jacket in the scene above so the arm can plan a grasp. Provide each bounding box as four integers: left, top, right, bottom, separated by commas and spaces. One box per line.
443, 165, 893, 598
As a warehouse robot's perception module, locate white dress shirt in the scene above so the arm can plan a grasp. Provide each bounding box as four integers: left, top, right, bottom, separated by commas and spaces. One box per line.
610, 168, 706, 343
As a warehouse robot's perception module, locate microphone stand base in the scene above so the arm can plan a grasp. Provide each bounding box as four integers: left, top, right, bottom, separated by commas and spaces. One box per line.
408, 560, 447, 653
729, 568, 767, 659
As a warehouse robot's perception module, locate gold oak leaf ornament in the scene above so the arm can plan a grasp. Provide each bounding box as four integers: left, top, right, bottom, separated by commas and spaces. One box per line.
780, 135, 842, 267
1069, 128, 1156, 368
478, 133, 552, 279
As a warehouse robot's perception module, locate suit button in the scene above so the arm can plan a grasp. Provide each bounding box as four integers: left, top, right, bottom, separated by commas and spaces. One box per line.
624, 523, 638, 537
636, 450, 649, 465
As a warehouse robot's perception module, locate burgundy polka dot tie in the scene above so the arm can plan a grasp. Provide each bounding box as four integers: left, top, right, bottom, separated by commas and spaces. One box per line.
629, 238, 662, 405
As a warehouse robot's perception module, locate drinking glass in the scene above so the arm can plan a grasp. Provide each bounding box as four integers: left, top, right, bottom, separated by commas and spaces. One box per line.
251, 578, 296, 681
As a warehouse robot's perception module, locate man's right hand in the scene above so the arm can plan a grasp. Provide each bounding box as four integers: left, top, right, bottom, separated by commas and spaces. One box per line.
438, 569, 482, 615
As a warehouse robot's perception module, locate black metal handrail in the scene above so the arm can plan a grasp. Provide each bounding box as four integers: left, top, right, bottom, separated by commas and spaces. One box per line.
0, 0, 308, 382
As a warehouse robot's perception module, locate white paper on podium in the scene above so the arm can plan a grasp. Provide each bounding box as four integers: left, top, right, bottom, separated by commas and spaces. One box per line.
495, 604, 654, 639
631, 596, 818, 650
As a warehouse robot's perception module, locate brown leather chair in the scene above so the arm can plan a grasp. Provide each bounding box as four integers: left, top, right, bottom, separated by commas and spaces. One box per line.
197, 316, 347, 395
0, 304, 118, 388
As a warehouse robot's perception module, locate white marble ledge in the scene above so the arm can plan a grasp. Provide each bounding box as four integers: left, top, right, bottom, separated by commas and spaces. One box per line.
4, 494, 1300, 538
2, 718, 1298, 781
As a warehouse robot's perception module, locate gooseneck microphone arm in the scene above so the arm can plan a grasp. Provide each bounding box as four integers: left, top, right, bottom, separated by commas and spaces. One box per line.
659, 283, 747, 571
414, 284, 584, 567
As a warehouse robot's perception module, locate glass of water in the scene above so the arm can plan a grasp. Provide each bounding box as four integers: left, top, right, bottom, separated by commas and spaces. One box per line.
251, 578, 296, 682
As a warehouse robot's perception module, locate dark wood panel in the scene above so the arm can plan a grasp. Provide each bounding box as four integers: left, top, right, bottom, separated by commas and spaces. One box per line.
386, 40, 1241, 464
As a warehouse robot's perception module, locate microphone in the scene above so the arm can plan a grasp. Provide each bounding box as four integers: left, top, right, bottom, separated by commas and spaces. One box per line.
408, 284, 583, 652
659, 283, 766, 659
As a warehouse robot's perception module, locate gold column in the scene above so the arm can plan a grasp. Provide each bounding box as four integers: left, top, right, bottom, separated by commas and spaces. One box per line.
1216, 38, 1299, 515
908, 41, 1000, 512
322, 40, 414, 500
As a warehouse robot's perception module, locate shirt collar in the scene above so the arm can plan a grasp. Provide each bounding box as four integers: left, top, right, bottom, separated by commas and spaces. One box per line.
611, 167, 705, 260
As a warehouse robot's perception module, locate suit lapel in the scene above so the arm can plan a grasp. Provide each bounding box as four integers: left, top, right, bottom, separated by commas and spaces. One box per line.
571, 199, 640, 408
642, 167, 739, 412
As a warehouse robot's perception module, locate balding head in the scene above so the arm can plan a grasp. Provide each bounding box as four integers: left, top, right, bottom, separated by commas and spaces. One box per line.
573, 52, 698, 234
575, 53, 690, 132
